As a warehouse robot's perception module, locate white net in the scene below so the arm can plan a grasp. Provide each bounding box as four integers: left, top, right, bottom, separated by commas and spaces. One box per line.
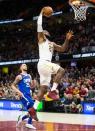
71, 4, 88, 21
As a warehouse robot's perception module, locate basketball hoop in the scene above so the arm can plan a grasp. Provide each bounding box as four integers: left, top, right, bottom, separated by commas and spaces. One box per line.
71, 4, 88, 21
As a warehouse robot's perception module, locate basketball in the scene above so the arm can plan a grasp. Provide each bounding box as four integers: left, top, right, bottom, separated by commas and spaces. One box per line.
43, 6, 53, 17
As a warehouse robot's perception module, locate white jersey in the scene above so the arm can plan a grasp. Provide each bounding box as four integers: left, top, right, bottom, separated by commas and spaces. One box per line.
38, 39, 54, 61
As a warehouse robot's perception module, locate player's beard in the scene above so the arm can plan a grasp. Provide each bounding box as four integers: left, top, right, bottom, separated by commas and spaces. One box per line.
23, 68, 27, 72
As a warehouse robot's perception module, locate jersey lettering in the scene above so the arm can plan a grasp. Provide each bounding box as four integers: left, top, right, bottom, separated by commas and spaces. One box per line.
23, 78, 31, 87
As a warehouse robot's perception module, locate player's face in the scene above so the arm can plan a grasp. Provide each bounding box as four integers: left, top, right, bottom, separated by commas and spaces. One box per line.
43, 30, 50, 37
20, 64, 27, 71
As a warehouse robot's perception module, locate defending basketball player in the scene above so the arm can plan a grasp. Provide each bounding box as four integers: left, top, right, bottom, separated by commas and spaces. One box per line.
29, 7, 73, 120
11, 64, 37, 129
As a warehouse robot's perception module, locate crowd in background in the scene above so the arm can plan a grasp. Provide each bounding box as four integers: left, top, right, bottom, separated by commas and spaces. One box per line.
0, 17, 95, 113
0, 31, 38, 61
0, 64, 95, 113
0, 65, 95, 101
57, 66, 95, 113
0, 19, 95, 61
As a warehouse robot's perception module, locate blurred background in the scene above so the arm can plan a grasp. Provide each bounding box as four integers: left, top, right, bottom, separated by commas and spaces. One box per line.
0, 0, 95, 113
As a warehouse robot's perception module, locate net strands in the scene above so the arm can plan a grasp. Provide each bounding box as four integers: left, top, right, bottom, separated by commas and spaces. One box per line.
71, 5, 88, 21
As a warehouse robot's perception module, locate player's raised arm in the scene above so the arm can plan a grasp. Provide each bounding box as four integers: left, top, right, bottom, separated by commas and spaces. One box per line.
37, 7, 53, 44
54, 30, 73, 52
11, 75, 23, 97
37, 8, 46, 44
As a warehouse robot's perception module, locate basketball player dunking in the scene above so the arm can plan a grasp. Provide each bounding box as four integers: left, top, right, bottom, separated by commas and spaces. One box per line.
30, 7, 73, 120
11, 64, 37, 129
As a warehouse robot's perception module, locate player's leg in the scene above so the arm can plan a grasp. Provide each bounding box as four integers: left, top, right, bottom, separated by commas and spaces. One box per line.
20, 95, 37, 128
24, 112, 36, 129
51, 67, 65, 91
18, 111, 36, 129
26, 94, 38, 121
29, 62, 51, 118
47, 63, 65, 99
29, 86, 47, 120
16, 97, 30, 127
23, 95, 37, 129
33, 74, 51, 109
22, 114, 29, 121
36, 71, 51, 101
26, 116, 36, 129
16, 113, 29, 127
37, 85, 48, 101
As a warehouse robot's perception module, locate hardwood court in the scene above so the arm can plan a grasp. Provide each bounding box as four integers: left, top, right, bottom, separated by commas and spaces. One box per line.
0, 110, 95, 131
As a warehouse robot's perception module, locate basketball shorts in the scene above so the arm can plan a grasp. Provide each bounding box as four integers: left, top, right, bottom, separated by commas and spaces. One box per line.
37, 60, 60, 86
20, 94, 34, 110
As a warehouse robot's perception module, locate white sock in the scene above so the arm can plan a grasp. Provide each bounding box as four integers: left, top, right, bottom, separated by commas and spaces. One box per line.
51, 83, 58, 91
33, 100, 40, 110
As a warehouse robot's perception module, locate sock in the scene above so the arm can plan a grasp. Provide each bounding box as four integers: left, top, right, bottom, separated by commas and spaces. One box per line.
51, 83, 58, 91
22, 115, 29, 121
28, 117, 32, 124
33, 100, 40, 110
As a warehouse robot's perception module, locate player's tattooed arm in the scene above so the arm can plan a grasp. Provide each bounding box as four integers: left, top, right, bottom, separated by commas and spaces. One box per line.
54, 30, 73, 52
11, 75, 23, 97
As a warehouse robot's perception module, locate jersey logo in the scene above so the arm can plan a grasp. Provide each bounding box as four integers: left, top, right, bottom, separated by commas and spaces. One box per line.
23, 78, 31, 87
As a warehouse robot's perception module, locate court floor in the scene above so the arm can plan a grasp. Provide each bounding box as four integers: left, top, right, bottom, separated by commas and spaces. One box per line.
0, 110, 95, 131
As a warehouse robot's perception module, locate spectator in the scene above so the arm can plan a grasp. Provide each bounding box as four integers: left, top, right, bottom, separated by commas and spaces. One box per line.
79, 85, 88, 101
71, 94, 82, 113
73, 86, 80, 96
64, 94, 73, 113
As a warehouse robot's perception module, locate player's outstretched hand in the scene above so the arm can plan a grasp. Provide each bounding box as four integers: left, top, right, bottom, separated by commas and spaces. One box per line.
66, 30, 74, 40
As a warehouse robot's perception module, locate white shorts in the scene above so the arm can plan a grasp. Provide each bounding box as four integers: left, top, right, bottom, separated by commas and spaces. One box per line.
37, 60, 60, 86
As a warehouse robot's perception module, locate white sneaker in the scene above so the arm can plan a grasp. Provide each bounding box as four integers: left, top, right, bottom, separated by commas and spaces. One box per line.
25, 123, 36, 129
16, 115, 22, 127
